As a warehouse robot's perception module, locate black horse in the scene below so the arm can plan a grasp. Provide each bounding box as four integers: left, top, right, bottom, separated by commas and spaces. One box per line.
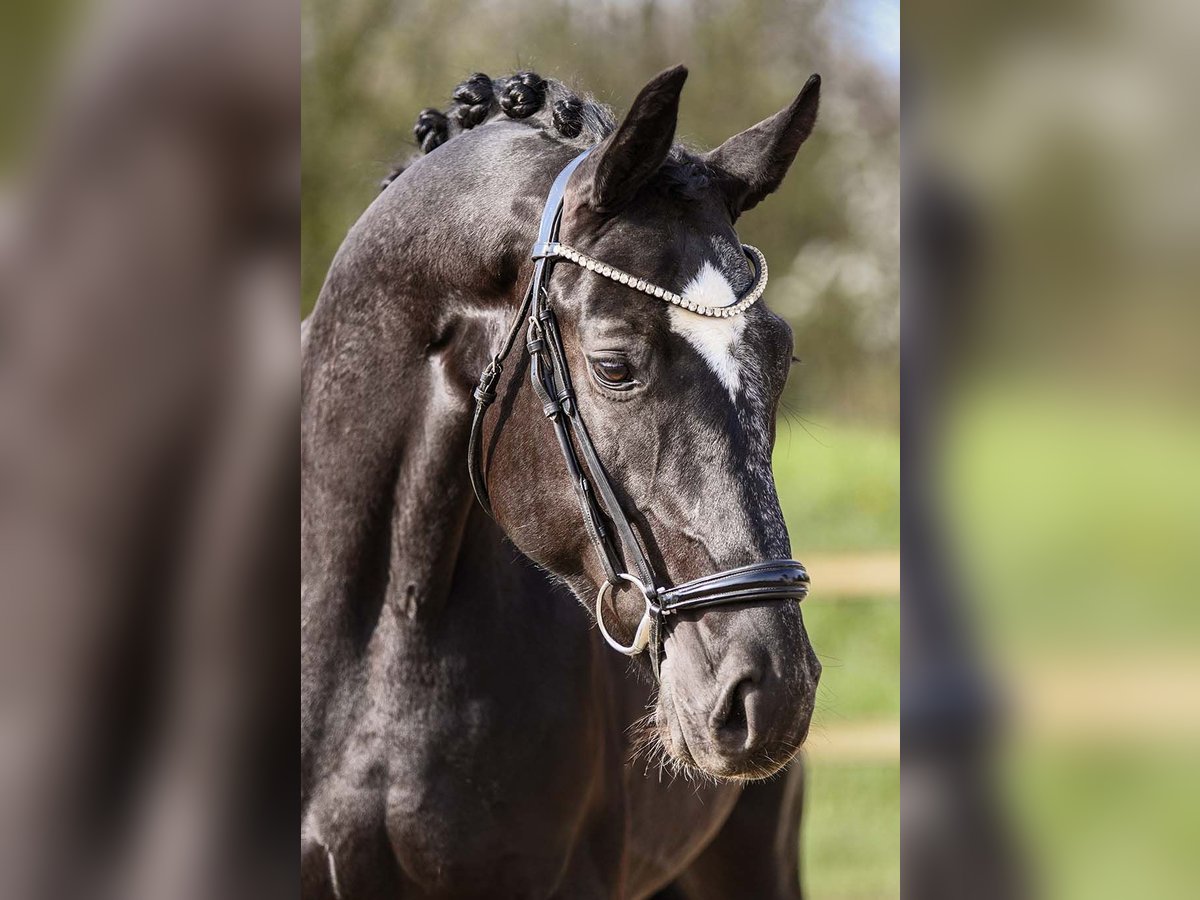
302, 65, 822, 898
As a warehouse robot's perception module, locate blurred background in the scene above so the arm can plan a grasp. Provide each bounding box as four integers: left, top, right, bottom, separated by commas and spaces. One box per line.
301, 0, 900, 896
906, 0, 1200, 897
2, 0, 297, 897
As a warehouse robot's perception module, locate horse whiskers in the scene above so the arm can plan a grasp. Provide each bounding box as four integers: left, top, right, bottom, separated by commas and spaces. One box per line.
625, 702, 691, 786
632, 724, 722, 789
623, 697, 802, 787
626, 705, 663, 772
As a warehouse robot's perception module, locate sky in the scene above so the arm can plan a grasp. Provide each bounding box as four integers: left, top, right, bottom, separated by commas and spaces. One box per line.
842, 0, 901, 80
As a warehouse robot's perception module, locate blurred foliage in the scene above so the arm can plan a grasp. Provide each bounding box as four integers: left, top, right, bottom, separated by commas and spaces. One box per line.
910, 0, 1200, 883
0, 0, 82, 171
301, 0, 898, 421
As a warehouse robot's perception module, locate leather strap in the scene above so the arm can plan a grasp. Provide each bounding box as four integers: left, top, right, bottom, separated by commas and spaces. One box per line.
657, 560, 810, 613
529, 294, 659, 593
468, 150, 593, 517
468, 281, 535, 517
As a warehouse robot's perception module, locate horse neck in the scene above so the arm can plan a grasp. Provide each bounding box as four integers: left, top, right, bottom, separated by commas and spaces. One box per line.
302, 129, 572, 680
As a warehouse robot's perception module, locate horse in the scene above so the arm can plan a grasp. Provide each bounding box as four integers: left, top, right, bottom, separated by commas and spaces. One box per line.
302, 65, 823, 899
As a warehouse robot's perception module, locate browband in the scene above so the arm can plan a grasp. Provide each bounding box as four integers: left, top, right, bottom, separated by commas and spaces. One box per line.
535, 242, 769, 318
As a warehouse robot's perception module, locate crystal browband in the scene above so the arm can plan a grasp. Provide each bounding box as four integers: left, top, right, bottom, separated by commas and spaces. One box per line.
533, 241, 769, 319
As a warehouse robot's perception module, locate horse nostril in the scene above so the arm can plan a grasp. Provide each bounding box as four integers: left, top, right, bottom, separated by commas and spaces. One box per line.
712, 672, 761, 746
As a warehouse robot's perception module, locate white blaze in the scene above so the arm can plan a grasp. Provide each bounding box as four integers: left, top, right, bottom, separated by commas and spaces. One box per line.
668, 262, 745, 399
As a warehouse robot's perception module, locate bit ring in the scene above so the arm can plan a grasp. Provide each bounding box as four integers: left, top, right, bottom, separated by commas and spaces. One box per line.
595, 574, 655, 655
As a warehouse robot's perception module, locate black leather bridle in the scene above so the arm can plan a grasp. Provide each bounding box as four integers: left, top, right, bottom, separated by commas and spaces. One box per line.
468, 149, 810, 679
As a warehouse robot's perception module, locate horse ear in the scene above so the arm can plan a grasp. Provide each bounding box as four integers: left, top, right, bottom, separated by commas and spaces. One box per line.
586, 65, 688, 214
706, 74, 820, 218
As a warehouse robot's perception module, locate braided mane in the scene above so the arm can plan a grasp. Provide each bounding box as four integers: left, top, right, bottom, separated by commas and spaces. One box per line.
383, 70, 710, 198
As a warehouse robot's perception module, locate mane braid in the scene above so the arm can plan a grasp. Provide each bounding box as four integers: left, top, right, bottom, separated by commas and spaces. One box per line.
381, 70, 713, 199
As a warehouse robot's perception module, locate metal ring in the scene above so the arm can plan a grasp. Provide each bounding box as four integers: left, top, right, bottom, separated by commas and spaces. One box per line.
595, 574, 654, 656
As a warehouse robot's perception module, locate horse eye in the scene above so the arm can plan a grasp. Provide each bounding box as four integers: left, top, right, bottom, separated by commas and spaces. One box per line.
592, 358, 633, 387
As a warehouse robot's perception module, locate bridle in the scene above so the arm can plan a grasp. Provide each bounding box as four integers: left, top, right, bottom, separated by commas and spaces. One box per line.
468, 148, 810, 680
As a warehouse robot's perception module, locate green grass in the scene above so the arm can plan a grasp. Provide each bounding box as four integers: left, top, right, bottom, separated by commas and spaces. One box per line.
940, 383, 1200, 898
768, 418, 901, 898
1008, 746, 1200, 900
801, 600, 897, 900
803, 761, 901, 900
800, 599, 899, 898
805, 598, 900, 722
943, 383, 1200, 650
773, 421, 900, 553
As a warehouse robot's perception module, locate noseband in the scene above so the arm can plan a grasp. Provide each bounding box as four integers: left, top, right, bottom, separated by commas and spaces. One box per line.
468, 149, 810, 680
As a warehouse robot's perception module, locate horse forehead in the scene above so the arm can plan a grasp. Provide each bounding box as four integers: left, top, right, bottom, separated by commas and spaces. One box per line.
666, 261, 758, 402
